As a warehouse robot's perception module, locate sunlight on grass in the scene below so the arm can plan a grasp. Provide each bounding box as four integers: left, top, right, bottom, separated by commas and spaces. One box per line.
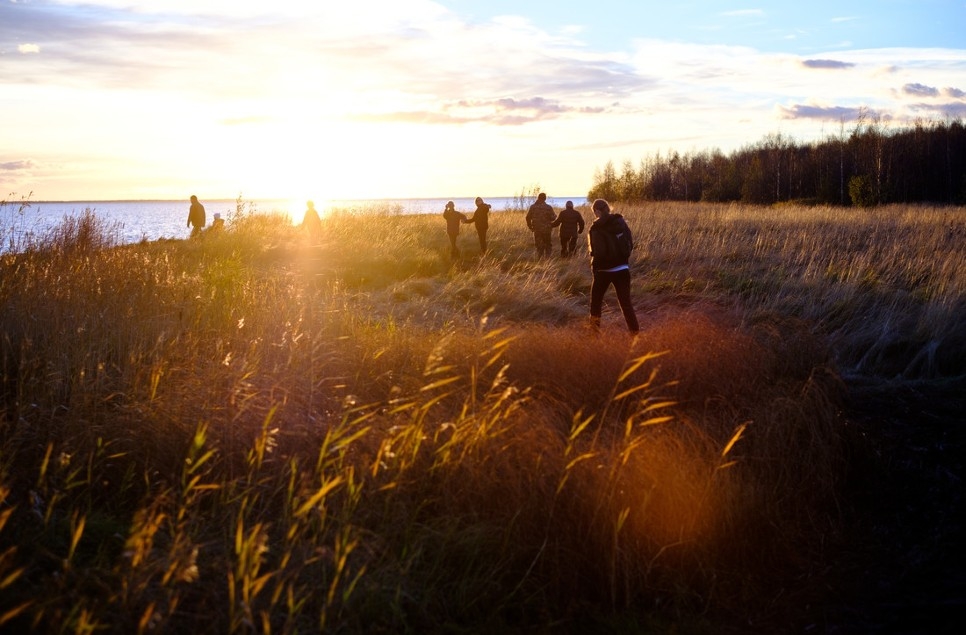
0, 200, 961, 631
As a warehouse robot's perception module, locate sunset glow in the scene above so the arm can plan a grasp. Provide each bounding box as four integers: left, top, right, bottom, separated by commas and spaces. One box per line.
2, 0, 965, 201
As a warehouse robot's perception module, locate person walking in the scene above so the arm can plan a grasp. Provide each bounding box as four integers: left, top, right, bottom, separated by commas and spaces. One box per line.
301, 200, 323, 242
463, 196, 491, 255
552, 200, 585, 257
526, 192, 556, 257
442, 200, 466, 259
588, 198, 639, 333
186, 195, 206, 238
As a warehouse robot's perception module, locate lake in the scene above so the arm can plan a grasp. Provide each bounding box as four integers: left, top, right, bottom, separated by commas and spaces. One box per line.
1, 195, 586, 252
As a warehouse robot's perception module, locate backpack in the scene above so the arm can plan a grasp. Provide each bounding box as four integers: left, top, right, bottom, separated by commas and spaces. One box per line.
593, 217, 633, 264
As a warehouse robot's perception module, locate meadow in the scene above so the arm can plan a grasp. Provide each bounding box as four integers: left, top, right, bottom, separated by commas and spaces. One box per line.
0, 201, 963, 633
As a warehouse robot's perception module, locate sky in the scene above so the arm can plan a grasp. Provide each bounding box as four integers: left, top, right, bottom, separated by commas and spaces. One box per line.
2, 0, 965, 202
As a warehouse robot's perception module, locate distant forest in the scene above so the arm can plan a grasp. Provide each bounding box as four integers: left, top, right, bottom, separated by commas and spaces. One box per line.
588, 117, 966, 206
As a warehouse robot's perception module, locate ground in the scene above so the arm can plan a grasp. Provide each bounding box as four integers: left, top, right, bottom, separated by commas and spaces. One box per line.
821, 377, 966, 634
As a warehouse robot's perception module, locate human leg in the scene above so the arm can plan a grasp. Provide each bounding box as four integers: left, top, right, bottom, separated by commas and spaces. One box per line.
590, 270, 611, 321
565, 231, 578, 256
539, 231, 553, 256
612, 269, 640, 332
448, 232, 459, 258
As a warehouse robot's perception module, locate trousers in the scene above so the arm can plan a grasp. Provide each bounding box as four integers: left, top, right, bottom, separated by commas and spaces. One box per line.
590, 268, 639, 332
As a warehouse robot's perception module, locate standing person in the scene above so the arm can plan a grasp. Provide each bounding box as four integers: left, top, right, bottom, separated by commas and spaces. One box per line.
186, 195, 206, 238
588, 198, 639, 333
552, 200, 585, 257
301, 200, 323, 242
463, 196, 491, 255
442, 200, 466, 259
526, 192, 556, 257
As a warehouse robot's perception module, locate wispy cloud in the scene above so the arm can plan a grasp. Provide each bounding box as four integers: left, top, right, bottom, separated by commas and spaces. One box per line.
903, 83, 940, 97
0, 159, 38, 171
909, 102, 966, 118
352, 97, 608, 127
801, 59, 855, 69
777, 104, 877, 121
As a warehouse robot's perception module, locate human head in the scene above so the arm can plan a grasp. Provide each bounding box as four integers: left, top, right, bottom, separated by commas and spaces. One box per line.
537, 192, 547, 202
445, 200, 455, 210
190, 195, 198, 203
592, 198, 611, 217
213, 212, 221, 221
565, 200, 574, 209
307, 200, 315, 209
475, 197, 483, 205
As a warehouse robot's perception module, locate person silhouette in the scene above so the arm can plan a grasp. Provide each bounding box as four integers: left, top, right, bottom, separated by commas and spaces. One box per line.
552, 200, 585, 257
186, 195, 206, 238
443, 200, 466, 259
588, 198, 639, 333
463, 196, 491, 255
301, 200, 322, 242
526, 192, 556, 257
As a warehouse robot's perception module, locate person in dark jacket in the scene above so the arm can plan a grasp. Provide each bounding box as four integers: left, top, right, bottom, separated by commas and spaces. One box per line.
442, 200, 466, 259
526, 192, 556, 257
588, 198, 639, 333
552, 200, 585, 257
463, 196, 491, 255
186, 195, 206, 238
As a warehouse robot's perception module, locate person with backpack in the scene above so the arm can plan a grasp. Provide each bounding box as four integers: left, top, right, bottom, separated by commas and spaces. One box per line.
587, 198, 639, 333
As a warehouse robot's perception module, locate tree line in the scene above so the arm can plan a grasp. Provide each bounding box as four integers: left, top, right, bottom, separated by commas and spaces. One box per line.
588, 116, 966, 207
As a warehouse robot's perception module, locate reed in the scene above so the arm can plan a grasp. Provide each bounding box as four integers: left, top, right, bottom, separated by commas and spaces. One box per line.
0, 200, 961, 632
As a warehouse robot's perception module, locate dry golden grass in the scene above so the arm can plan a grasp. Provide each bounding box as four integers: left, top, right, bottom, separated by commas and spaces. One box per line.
0, 200, 962, 632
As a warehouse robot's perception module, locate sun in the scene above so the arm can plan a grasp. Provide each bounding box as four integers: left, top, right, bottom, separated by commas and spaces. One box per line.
286, 196, 330, 225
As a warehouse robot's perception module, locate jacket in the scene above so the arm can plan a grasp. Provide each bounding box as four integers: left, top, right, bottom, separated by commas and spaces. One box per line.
588, 214, 633, 271
526, 201, 556, 232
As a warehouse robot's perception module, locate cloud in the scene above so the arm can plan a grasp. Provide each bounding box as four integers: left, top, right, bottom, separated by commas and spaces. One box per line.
909, 102, 966, 119
0, 159, 38, 171
777, 104, 875, 121
17, 43, 40, 53
0, 0, 642, 110
352, 97, 608, 127
944, 87, 966, 99
801, 59, 855, 70
903, 83, 940, 97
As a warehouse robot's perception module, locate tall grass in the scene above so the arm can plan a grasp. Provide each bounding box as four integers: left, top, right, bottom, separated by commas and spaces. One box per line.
622, 201, 966, 379
0, 200, 961, 632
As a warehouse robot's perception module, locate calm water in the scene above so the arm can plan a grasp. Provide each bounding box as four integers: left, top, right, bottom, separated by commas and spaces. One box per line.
1, 195, 585, 252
